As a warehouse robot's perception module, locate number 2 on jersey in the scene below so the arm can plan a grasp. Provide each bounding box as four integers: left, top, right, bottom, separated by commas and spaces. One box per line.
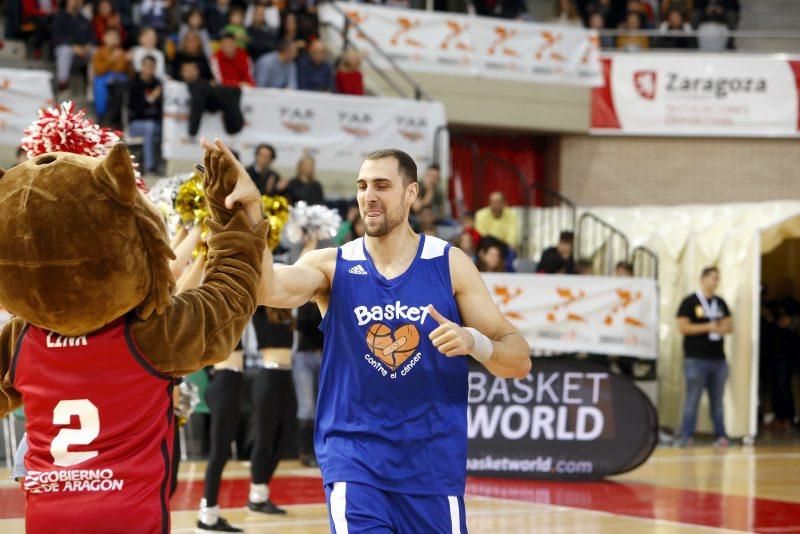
50, 399, 100, 467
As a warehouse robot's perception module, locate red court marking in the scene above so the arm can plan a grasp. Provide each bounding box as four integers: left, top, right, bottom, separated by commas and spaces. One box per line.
2, 475, 800, 533
466, 477, 800, 533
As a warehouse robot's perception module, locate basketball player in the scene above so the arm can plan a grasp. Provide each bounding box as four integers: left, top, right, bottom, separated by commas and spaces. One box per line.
218, 142, 532, 533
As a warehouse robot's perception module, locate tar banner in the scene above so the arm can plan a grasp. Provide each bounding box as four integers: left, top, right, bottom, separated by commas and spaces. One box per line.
161, 81, 447, 172
467, 358, 658, 480
319, 2, 603, 87
591, 53, 800, 137
481, 273, 658, 358
0, 68, 52, 147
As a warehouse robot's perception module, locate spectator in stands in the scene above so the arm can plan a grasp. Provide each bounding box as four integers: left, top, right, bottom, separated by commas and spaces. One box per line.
247, 2, 280, 60
280, 13, 307, 52
172, 31, 213, 81
474, 0, 527, 19
538, 231, 575, 274
475, 191, 519, 251
577, 259, 595, 275
588, 12, 615, 48
335, 203, 360, 245
255, 39, 298, 89
336, 48, 364, 96
626, 0, 656, 27
16, 0, 56, 59
297, 40, 334, 92
92, 28, 131, 129
676, 267, 733, 447
51, 0, 94, 93
178, 8, 212, 58
183, 60, 245, 137
455, 232, 477, 261
412, 164, 448, 222
128, 55, 163, 175
661, 0, 693, 20
130, 27, 167, 80
459, 212, 481, 249
223, 6, 248, 50
137, 0, 168, 37
285, 0, 320, 44
92, 0, 125, 47
616, 11, 650, 50
657, 8, 697, 48
286, 154, 324, 205
476, 238, 509, 273
246, 144, 288, 195
416, 206, 438, 237
696, 2, 730, 51
692, 0, 739, 29
342, 215, 366, 244
205, 0, 231, 40
615, 260, 634, 277
211, 32, 255, 87
551, 0, 583, 26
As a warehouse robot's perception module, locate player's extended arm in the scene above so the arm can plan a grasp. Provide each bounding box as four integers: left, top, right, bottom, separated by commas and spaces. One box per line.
0, 318, 28, 418
256, 246, 333, 309
132, 139, 267, 376
428, 247, 531, 379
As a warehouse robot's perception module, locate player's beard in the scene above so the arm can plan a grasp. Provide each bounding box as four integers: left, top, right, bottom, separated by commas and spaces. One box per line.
364, 198, 406, 238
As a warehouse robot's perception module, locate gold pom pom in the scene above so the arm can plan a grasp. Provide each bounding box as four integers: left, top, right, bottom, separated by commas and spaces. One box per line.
174, 172, 209, 257
262, 195, 290, 251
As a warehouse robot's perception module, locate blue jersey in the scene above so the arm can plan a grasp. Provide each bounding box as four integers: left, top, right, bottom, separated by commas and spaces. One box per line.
316, 234, 468, 496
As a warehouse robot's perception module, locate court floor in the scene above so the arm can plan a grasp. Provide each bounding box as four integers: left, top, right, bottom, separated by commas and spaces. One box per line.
1, 445, 799, 533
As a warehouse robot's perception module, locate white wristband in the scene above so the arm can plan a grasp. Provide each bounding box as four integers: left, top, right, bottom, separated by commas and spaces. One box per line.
465, 327, 494, 363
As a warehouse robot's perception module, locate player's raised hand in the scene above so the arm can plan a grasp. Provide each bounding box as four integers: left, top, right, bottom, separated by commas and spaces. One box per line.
428, 305, 474, 357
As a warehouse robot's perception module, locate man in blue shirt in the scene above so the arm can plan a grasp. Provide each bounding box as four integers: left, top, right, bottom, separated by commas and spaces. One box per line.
297, 40, 334, 92
214, 139, 532, 533
255, 39, 298, 89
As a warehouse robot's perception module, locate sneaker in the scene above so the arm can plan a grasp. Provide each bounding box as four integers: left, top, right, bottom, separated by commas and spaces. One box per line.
248, 499, 287, 515
675, 437, 694, 448
196, 517, 243, 532
713, 437, 729, 448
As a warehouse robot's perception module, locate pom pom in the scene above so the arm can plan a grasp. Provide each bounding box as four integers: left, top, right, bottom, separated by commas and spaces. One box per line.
148, 174, 190, 241
20, 101, 122, 159
262, 195, 290, 251
174, 172, 209, 257
284, 201, 342, 244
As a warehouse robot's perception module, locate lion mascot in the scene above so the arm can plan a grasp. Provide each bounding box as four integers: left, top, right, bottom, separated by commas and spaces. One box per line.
0, 103, 266, 533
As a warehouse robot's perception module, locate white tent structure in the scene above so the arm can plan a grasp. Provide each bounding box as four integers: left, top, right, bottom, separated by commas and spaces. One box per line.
587, 201, 800, 438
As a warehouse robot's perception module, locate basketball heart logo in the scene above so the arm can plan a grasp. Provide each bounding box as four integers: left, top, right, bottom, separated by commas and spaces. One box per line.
366, 323, 420, 371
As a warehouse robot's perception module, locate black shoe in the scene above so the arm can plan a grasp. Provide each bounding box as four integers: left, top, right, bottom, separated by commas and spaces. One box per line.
248, 499, 287, 515
196, 517, 243, 532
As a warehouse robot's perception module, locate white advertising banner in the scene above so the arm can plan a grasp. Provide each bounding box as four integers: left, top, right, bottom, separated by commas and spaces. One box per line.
319, 2, 602, 87
0, 68, 52, 147
162, 81, 447, 171
482, 273, 658, 358
591, 53, 800, 137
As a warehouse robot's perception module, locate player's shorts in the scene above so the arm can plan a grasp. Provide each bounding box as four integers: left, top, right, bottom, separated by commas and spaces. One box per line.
324, 481, 468, 534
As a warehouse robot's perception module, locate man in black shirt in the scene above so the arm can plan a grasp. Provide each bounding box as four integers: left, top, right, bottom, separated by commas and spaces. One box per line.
128, 55, 163, 174
292, 300, 323, 467
246, 144, 287, 195
676, 267, 733, 446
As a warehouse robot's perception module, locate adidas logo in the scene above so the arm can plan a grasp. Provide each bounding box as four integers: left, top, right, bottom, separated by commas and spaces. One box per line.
348, 264, 368, 275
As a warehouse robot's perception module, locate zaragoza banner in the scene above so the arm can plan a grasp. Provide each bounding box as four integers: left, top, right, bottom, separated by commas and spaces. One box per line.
320, 2, 603, 87
482, 273, 659, 358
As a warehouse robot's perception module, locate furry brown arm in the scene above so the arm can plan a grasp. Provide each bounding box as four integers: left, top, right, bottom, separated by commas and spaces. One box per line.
0, 318, 28, 417
131, 210, 267, 375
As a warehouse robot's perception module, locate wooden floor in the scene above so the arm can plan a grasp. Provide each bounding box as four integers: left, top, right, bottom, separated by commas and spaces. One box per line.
2, 443, 800, 533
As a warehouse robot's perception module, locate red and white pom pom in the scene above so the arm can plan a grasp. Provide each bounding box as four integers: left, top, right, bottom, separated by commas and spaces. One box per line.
20, 101, 121, 159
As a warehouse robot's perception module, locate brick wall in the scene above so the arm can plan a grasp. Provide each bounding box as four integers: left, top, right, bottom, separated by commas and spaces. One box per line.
559, 136, 800, 206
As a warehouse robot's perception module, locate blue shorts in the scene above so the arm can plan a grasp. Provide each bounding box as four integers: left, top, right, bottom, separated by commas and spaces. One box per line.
324, 481, 468, 534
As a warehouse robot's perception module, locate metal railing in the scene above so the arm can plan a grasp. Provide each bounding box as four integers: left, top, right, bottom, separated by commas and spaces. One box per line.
631, 246, 659, 279
319, 2, 432, 100
596, 28, 800, 51
576, 212, 630, 276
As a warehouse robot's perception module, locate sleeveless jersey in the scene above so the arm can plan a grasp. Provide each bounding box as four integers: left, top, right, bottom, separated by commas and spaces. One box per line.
11, 315, 175, 534
316, 235, 468, 495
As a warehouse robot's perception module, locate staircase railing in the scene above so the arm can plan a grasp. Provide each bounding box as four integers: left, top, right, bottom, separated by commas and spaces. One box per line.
631, 245, 659, 279
318, 2, 432, 101
576, 212, 630, 276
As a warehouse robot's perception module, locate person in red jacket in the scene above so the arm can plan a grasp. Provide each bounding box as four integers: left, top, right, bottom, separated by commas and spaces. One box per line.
335, 47, 364, 96
210, 32, 255, 87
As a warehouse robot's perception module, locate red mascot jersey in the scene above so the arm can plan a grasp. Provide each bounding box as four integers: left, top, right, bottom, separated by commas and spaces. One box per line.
10, 315, 175, 534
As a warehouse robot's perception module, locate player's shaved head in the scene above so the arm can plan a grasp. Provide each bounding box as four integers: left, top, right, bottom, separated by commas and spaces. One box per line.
364, 149, 417, 186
